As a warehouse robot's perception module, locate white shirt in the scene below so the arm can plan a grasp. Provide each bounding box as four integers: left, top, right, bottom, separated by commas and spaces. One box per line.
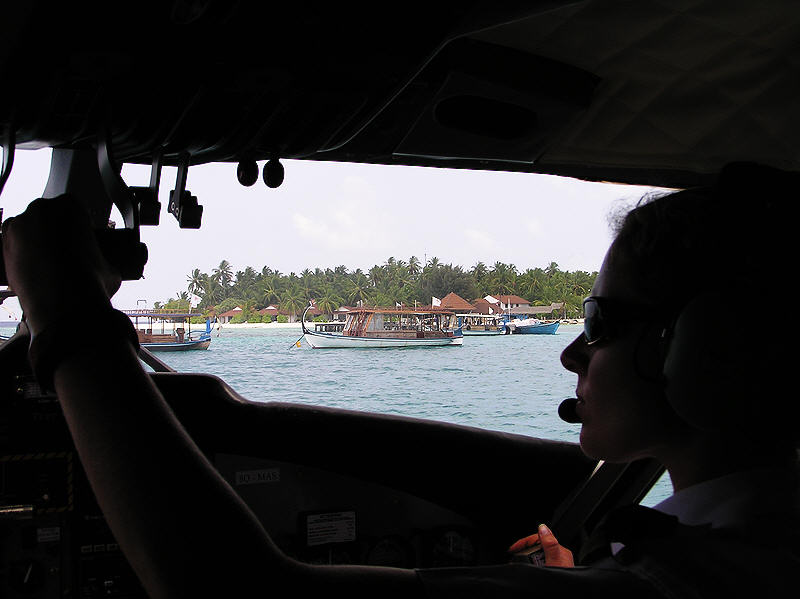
654, 464, 799, 532
606, 464, 799, 556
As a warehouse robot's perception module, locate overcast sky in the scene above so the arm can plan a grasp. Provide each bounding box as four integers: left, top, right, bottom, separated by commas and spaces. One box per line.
1, 148, 658, 320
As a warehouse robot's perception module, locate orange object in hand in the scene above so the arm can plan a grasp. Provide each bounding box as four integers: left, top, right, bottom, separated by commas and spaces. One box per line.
508, 524, 574, 568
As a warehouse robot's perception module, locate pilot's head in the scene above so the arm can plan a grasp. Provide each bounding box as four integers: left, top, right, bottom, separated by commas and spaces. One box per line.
561, 162, 796, 468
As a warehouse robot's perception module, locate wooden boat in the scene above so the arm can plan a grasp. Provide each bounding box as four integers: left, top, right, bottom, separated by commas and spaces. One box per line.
123, 309, 213, 351
301, 304, 463, 348
504, 317, 560, 335
457, 313, 505, 336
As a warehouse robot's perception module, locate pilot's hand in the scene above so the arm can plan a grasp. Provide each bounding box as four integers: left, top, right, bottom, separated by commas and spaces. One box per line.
508, 524, 575, 568
1, 195, 120, 335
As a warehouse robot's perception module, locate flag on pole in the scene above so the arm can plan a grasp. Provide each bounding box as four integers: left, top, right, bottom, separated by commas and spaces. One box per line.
432, 296, 441, 306
189, 293, 203, 308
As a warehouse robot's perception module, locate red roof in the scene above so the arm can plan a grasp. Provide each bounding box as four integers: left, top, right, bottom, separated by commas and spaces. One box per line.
219, 307, 243, 317
471, 298, 495, 314
440, 292, 475, 312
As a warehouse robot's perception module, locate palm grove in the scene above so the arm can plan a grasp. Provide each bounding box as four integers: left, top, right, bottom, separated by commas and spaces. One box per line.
163, 257, 597, 322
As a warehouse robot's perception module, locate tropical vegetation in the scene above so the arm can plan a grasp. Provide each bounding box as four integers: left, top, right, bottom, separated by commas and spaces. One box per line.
161, 257, 597, 322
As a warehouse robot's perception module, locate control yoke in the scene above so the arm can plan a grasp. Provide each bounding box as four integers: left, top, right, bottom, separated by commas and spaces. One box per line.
0, 137, 168, 286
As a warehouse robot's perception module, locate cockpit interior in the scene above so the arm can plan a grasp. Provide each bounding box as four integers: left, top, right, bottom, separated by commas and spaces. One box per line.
1, 2, 798, 597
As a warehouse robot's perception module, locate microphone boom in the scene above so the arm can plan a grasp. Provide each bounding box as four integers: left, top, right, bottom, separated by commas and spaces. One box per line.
558, 398, 582, 424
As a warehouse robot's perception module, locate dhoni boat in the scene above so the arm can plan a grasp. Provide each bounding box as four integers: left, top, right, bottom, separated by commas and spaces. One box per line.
301, 304, 463, 348
123, 309, 213, 351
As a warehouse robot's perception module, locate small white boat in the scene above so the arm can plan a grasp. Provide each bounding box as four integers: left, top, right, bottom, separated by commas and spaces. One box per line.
457, 313, 505, 336
301, 304, 463, 348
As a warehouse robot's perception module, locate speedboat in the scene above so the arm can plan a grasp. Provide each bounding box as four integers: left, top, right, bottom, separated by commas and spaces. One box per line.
505, 318, 560, 335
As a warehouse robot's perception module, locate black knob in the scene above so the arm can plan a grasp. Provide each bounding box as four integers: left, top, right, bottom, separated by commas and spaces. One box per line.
263, 158, 284, 188
236, 161, 259, 187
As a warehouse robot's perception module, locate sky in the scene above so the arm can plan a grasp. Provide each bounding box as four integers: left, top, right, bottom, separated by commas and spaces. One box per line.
1, 148, 658, 321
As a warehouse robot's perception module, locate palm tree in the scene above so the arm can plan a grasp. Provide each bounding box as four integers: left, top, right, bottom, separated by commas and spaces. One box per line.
519, 268, 542, 301
470, 261, 489, 295
367, 265, 384, 288
490, 261, 517, 295
202, 276, 224, 305
259, 276, 279, 306
299, 268, 317, 298
316, 286, 343, 318
346, 272, 371, 306
280, 286, 306, 321
187, 268, 204, 295
470, 261, 488, 279
213, 260, 233, 288
374, 280, 401, 307
408, 255, 421, 277
233, 267, 257, 299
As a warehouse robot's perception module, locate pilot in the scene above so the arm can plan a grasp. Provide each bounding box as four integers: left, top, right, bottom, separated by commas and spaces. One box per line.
2, 162, 797, 597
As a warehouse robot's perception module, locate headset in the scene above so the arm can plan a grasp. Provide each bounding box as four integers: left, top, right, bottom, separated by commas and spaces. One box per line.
660, 291, 755, 432
561, 290, 777, 434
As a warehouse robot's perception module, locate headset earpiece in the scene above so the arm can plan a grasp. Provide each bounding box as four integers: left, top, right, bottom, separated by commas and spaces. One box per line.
633, 321, 671, 384
661, 293, 751, 431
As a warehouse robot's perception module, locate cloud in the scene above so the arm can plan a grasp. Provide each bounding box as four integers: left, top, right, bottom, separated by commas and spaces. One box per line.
292, 205, 390, 254
340, 175, 376, 200
463, 228, 495, 250
525, 219, 544, 238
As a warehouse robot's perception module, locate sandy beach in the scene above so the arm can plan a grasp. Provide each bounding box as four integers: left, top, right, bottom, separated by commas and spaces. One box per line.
212, 321, 303, 330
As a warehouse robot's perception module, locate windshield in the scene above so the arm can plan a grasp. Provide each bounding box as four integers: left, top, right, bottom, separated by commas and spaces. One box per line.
0, 147, 671, 505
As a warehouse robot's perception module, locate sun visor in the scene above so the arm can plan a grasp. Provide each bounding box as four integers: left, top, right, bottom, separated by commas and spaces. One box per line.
392, 41, 600, 164
469, 0, 800, 181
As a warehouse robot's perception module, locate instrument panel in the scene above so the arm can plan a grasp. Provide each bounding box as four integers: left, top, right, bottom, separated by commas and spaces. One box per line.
0, 415, 493, 599
214, 453, 488, 569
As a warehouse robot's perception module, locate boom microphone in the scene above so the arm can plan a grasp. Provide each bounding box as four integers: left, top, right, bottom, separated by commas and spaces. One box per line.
558, 398, 582, 424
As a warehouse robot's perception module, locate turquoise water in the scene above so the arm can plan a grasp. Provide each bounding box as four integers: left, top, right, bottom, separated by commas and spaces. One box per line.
158, 324, 582, 439
150, 323, 672, 504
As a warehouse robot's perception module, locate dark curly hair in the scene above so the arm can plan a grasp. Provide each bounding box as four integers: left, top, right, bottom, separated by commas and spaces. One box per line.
607, 163, 797, 443
609, 162, 795, 309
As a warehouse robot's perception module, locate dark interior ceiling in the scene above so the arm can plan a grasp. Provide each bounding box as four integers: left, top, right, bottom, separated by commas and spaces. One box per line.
2, 0, 799, 189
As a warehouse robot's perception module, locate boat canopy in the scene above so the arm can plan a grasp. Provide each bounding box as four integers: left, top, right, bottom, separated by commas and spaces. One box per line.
343, 308, 457, 337
122, 309, 205, 320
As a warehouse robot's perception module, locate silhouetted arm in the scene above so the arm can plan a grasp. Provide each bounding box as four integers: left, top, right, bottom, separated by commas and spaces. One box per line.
2, 196, 422, 598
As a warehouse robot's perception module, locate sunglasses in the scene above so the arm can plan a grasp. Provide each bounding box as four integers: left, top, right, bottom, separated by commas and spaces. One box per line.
582, 296, 670, 345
